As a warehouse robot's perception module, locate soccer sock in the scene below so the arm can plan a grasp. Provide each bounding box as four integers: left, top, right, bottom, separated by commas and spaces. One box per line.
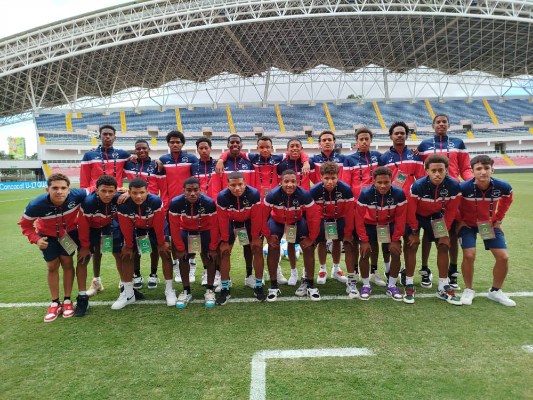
490, 287, 500, 292
222, 280, 230, 290
78, 291, 87, 296
94, 277, 101, 282
271, 280, 279, 289
370, 265, 378, 274
124, 282, 134, 296
362, 278, 370, 287
165, 280, 173, 291
319, 264, 326, 271
255, 278, 263, 288
332, 263, 340, 271
290, 268, 298, 276
388, 277, 397, 287
406, 276, 414, 285
438, 278, 448, 291
52, 298, 60, 304
384, 262, 391, 273
246, 266, 253, 277
183, 286, 191, 294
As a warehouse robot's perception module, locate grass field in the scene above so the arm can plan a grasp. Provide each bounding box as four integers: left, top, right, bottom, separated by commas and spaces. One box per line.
1, 173, 533, 399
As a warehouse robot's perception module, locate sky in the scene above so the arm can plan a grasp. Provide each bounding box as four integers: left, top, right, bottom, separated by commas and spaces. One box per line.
0, 0, 131, 156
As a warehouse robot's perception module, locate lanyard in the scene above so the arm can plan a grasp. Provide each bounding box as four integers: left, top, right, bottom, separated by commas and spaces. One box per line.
54, 206, 67, 238
196, 160, 213, 193
393, 147, 404, 170
433, 136, 449, 159
283, 193, 299, 225
358, 151, 373, 183
190, 200, 202, 230
373, 188, 391, 224
258, 156, 274, 188
173, 151, 182, 168
322, 186, 338, 220
230, 194, 246, 228
133, 204, 150, 237
136, 159, 153, 183
100, 147, 117, 177
473, 182, 494, 221
282, 158, 302, 185
428, 180, 447, 218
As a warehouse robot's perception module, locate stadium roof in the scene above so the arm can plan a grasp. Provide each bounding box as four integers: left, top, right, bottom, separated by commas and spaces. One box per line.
1, 0, 533, 120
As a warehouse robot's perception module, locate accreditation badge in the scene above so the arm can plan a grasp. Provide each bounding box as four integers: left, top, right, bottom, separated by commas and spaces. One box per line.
188, 234, 202, 254
324, 221, 338, 240
100, 234, 113, 254
285, 224, 297, 244
392, 172, 407, 188
234, 227, 250, 246
376, 224, 391, 244
477, 220, 496, 240
136, 235, 152, 255
431, 218, 449, 238
58, 233, 77, 255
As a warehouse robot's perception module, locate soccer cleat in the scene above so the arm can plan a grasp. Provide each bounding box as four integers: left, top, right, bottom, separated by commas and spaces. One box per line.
346, 281, 360, 299
487, 289, 516, 307
62, 299, 75, 318
111, 290, 135, 310
307, 287, 321, 301
419, 269, 433, 288
216, 289, 231, 306
386, 286, 403, 301
277, 267, 288, 285
295, 280, 309, 297
461, 288, 475, 305
214, 270, 221, 287
73, 295, 89, 317
448, 272, 461, 290
370, 273, 386, 287
288, 269, 299, 286
215, 280, 231, 293
147, 274, 159, 289
173, 260, 182, 283
436, 285, 462, 305
360, 286, 372, 301
204, 289, 216, 307
403, 284, 416, 304
44, 302, 62, 322
201, 270, 208, 286
254, 286, 266, 302
331, 267, 348, 284
133, 274, 144, 290
245, 275, 256, 289
267, 288, 281, 302
175, 291, 191, 308
86, 278, 104, 297
316, 269, 327, 285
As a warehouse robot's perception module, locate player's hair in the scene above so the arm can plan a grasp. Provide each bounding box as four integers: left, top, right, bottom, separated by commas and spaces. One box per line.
166, 130, 186, 144
196, 137, 212, 147
318, 130, 336, 142
99, 125, 116, 136
388, 121, 409, 137
228, 171, 244, 181
280, 169, 297, 178
47, 173, 70, 187
320, 161, 339, 176
96, 175, 117, 189
227, 134, 242, 145
425, 154, 449, 169
470, 154, 494, 168
257, 136, 273, 145
183, 177, 201, 188
373, 166, 392, 178
355, 126, 373, 140
432, 114, 449, 125
129, 177, 148, 189
286, 138, 302, 148
135, 139, 149, 147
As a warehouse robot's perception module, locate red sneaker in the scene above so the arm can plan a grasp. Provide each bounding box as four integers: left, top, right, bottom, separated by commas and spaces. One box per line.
62, 300, 75, 318
44, 302, 63, 322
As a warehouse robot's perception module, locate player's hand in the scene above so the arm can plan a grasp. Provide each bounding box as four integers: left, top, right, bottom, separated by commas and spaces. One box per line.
117, 191, 130, 204
455, 221, 467, 235
176, 250, 188, 261
208, 249, 218, 261
267, 235, 279, 248
302, 161, 310, 175
155, 159, 164, 172
77, 246, 92, 263
36, 237, 49, 250
158, 242, 171, 258
121, 246, 134, 260
219, 241, 231, 256
360, 241, 372, 257
215, 159, 225, 175
343, 236, 354, 246
299, 237, 314, 249
407, 233, 420, 247
388, 241, 401, 255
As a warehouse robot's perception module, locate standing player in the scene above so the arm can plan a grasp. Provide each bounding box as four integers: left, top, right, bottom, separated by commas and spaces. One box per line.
457, 155, 515, 306
216, 172, 265, 304
19, 174, 87, 322
355, 167, 407, 301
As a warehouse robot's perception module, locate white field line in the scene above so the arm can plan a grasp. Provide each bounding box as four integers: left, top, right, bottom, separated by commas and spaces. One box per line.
523, 345, 533, 353
0, 197, 32, 203
1, 291, 532, 308
250, 348, 375, 400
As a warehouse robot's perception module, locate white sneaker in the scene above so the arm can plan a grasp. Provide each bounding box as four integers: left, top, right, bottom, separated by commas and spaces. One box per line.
176, 291, 192, 308
111, 290, 135, 310
461, 288, 476, 305
370, 273, 387, 287
204, 289, 216, 307
201, 270, 208, 286
307, 287, 321, 301
346, 281, 360, 299
316, 269, 327, 284
267, 288, 281, 302
277, 267, 288, 285
215, 280, 231, 293
189, 262, 197, 283
87, 278, 104, 297
173, 260, 182, 283
295, 280, 308, 297
245, 275, 256, 289
331, 267, 348, 284
214, 270, 221, 287
487, 289, 516, 307
288, 269, 299, 286
165, 289, 178, 307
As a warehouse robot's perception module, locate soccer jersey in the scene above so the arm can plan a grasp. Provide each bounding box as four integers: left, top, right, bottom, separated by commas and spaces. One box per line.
191, 158, 222, 201
78, 192, 121, 248
379, 146, 425, 197
117, 194, 166, 247
342, 150, 381, 199
160, 152, 199, 201
417, 135, 473, 181
310, 151, 345, 184
222, 155, 256, 189
123, 157, 167, 199
277, 157, 315, 191
310, 181, 355, 238
80, 146, 130, 191
216, 186, 262, 241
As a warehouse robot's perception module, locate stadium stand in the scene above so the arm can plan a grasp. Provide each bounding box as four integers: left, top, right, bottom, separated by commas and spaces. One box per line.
489, 99, 533, 124
231, 106, 280, 132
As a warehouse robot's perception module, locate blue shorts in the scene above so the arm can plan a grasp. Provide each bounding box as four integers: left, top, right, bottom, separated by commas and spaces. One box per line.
180, 230, 211, 255
89, 221, 123, 254
227, 220, 252, 246
458, 226, 507, 250
364, 223, 396, 249
40, 230, 80, 262
409, 216, 452, 242
316, 218, 345, 243
268, 217, 308, 244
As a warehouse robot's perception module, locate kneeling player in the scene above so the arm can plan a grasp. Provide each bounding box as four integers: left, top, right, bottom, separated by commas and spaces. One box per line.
217, 172, 265, 304
168, 177, 219, 308
457, 155, 515, 306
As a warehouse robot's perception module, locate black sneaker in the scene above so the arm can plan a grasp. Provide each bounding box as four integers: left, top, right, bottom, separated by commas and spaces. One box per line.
133, 274, 143, 290
399, 268, 406, 286
133, 288, 145, 300
420, 268, 433, 288
448, 272, 461, 289
216, 289, 231, 306
254, 286, 266, 302
74, 295, 89, 317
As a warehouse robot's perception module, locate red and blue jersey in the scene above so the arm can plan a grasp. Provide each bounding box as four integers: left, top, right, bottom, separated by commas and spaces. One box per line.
342, 150, 381, 199
80, 146, 131, 191
78, 192, 121, 248
277, 157, 315, 191
124, 157, 167, 200
417, 135, 473, 181
355, 186, 407, 242
457, 178, 513, 227
310, 181, 355, 238
222, 155, 256, 189
160, 152, 199, 201
191, 158, 222, 201
168, 194, 219, 251
310, 151, 345, 184
117, 194, 166, 248
19, 189, 87, 244
379, 146, 425, 197
216, 186, 262, 241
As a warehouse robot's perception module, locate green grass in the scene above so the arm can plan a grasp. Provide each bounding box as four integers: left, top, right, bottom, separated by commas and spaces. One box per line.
1, 174, 533, 399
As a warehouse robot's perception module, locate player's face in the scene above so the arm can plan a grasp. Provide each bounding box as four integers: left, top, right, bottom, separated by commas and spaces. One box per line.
96, 184, 117, 204
129, 186, 148, 205
287, 141, 302, 159
281, 174, 298, 196
391, 126, 407, 146
228, 137, 242, 157
319, 134, 335, 152
47, 180, 70, 206
426, 163, 447, 185
228, 178, 246, 197
184, 183, 201, 203
135, 142, 150, 160
257, 140, 273, 158
433, 116, 449, 136
100, 128, 116, 148
168, 137, 183, 154
472, 163, 494, 186
374, 174, 392, 195
357, 132, 372, 152
197, 142, 211, 160
321, 173, 338, 192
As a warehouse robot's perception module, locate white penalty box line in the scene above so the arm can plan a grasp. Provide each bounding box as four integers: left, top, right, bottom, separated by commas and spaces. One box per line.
250, 347, 375, 400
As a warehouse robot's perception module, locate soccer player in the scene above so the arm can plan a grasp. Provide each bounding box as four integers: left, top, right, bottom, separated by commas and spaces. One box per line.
19, 173, 87, 322
168, 177, 219, 308
310, 162, 356, 296
355, 167, 407, 301
124, 139, 167, 290
263, 169, 320, 301
405, 155, 462, 305
457, 155, 515, 306
115, 178, 175, 309
417, 114, 473, 289
216, 172, 265, 304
